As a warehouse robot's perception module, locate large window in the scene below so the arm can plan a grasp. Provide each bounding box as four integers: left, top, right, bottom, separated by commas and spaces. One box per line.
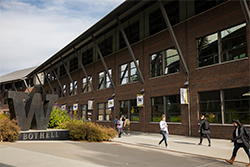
195, 0, 228, 15
197, 23, 247, 67
120, 99, 139, 122
70, 57, 78, 72
59, 84, 66, 98
82, 48, 93, 66
60, 64, 67, 77
119, 21, 140, 49
82, 76, 92, 93
15, 81, 23, 90
150, 48, 179, 78
120, 60, 139, 85
98, 36, 113, 58
199, 87, 250, 124
149, 0, 179, 36
98, 69, 112, 90
151, 95, 181, 122
97, 103, 111, 121
69, 81, 77, 96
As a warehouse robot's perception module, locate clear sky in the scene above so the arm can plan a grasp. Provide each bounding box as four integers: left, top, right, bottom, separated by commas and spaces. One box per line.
0, 0, 124, 76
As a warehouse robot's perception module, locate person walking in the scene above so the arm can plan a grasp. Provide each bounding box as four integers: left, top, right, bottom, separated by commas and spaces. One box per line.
198, 115, 211, 146
124, 117, 131, 135
117, 117, 124, 138
158, 115, 169, 148
225, 118, 250, 166
113, 116, 118, 132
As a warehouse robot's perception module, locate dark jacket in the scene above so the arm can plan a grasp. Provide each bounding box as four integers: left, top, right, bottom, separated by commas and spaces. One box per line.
232, 125, 250, 149
199, 119, 211, 135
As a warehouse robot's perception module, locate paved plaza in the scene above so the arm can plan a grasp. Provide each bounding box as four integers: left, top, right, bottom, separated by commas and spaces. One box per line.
0, 131, 248, 167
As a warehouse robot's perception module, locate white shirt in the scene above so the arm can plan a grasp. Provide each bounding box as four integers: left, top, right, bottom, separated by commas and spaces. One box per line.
159, 120, 168, 133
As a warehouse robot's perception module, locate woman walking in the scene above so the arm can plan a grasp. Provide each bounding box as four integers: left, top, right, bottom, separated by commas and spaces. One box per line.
198, 115, 211, 146
158, 115, 169, 148
225, 118, 250, 166
117, 117, 124, 138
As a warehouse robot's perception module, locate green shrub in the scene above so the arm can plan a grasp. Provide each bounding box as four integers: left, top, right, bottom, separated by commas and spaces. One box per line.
60, 120, 117, 142
48, 106, 71, 129
0, 117, 20, 142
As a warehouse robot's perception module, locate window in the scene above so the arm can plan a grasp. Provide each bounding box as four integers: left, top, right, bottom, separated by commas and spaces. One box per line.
82, 48, 93, 66
82, 76, 92, 93
149, 0, 179, 36
69, 81, 77, 96
15, 81, 23, 90
150, 48, 179, 78
98, 36, 113, 58
60, 64, 67, 77
151, 95, 181, 122
97, 103, 111, 121
199, 87, 250, 124
119, 21, 140, 49
98, 69, 112, 90
70, 57, 78, 72
4, 83, 12, 90
224, 87, 250, 124
199, 91, 221, 123
120, 99, 139, 122
53, 88, 56, 94
195, 0, 227, 15
197, 23, 247, 67
151, 97, 164, 122
120, 60, 139, 85
81, 104, 87, 120
51, 68, 57, 81
59, 84, 66, 98
166, 95, 181, 122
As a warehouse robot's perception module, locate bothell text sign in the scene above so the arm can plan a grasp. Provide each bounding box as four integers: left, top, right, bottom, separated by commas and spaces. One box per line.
7, 91, 58, 131
18, 130, 69, 141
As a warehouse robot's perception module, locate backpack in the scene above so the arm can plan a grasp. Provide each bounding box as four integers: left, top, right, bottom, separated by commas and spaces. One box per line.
126, 119, 130, 125
244, 126, 250, 140
203, 120, 210, 130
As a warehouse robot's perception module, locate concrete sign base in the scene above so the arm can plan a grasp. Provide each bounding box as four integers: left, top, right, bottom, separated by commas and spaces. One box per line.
18, 129, 69, 141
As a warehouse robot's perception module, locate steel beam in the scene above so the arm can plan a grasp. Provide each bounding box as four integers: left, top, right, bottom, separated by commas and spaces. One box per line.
35, 74, 46, 94
51, 67, 66, 98
116, 18, 145, 84
12, 81, 17, 91
22, 77, 30, 94
60, 56, 79, 96
43, 71, 54, 94
240, 0, 250, 31
92, 35, 115, 90
74, 47, 95, 93
158, 0, 189, 76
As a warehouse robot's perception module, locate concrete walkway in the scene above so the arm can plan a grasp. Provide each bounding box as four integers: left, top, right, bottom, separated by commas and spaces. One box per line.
113, 131, 249, 164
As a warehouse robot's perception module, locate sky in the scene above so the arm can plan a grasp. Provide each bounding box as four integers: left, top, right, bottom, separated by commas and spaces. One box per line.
0, 0, 124, 76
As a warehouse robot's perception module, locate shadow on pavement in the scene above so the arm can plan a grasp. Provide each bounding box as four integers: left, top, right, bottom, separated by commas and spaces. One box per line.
0, 163, 15, 167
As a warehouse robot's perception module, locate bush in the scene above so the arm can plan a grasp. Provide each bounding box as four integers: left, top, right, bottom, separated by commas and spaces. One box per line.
48, 106, 71, 129
0, 116, 20, 142
60, 120, 117, 142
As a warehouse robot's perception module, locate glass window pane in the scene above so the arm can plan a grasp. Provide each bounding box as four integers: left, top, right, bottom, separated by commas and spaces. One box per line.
151, 97, 164, 122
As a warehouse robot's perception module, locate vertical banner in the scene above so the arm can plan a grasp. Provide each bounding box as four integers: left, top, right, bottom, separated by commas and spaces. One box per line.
108, 98, 114, 110
88, 100, 93, 110
61, 104, 66, 111
180, 88, 188, 104
137, 94, 144, 107
73, 103, 78, 111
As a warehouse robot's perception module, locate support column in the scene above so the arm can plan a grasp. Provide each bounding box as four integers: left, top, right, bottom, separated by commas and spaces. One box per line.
36, 74, 46, 94
158, 0, 189, 76
22, 78, 30, 94
240, 0, 250, 31
116, 18, 145, 84
60, 56, 79, 96
51, 67, 66, 98
43, 71, 54, 94
92, 35, 115, 90
74, 47, 94, 93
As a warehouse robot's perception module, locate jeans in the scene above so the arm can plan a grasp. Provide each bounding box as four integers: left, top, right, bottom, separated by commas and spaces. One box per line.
232, 142, 250, 160
159, 131, 168, 147
200, 133, 211, 144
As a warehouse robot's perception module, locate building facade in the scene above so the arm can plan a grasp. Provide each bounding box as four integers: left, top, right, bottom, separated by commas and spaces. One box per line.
26, 0, 249, 139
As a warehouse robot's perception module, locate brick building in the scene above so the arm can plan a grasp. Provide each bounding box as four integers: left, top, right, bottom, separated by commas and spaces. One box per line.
16, 0, 250, 139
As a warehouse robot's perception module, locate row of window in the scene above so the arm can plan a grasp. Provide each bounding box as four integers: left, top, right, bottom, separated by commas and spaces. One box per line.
63, 87, 249, 124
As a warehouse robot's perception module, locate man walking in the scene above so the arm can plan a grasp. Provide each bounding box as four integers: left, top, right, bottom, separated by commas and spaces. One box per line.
198, 115, 211, 146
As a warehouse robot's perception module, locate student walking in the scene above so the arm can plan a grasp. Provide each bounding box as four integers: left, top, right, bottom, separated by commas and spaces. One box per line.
117, 117, 124, 138
225, 119, 250, 166
158, 115, 169, 148
198, 115, 211, 146
124, 117, 130, 135
113, 116, 118, 131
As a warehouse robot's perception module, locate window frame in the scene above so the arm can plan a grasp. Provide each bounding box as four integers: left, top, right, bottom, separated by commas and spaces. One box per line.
119, 60, 139, 85
98, 69, 112, 90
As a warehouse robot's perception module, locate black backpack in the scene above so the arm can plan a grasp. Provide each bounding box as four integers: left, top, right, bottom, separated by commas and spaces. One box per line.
203, 120, 210, 130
